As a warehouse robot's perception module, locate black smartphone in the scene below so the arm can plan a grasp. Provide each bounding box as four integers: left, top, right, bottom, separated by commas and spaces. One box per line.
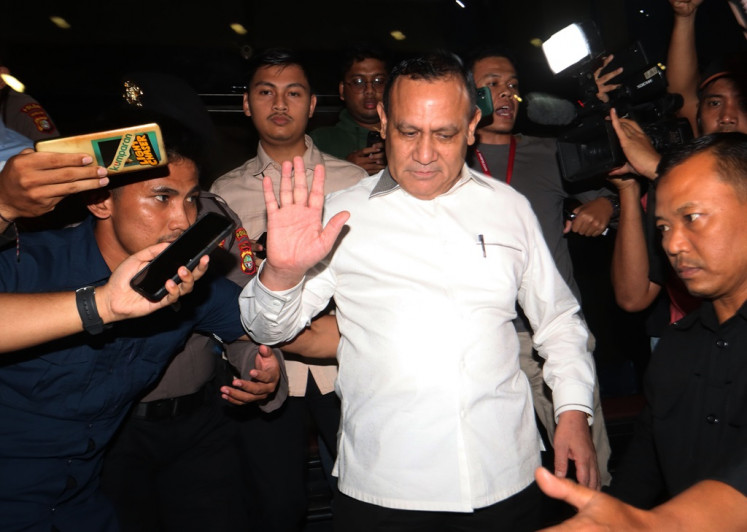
130, 212, 236, 302
366, 130, 383, 147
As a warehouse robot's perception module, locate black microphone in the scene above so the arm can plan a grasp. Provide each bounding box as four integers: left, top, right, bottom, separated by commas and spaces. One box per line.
525, 92, 578, 126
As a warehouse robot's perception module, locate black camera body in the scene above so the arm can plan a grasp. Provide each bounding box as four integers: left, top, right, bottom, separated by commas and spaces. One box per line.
556, 42, 693, 182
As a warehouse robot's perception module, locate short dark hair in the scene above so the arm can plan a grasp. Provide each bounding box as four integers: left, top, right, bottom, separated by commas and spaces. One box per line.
382, 51, 477, 117
657, 132, 747, 202
339, 44, 389, 80
245, 48, 312, 92
464, 44, 519, 76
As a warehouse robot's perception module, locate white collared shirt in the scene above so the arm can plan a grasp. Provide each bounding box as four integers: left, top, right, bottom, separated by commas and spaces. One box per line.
240, 165, 595, 511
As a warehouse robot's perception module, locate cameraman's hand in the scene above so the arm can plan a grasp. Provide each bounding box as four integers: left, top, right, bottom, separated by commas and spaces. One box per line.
608, 108, 661, 180
594, 55, 623, 104
670, 0, 703, 18
607, 174, 640, 193
563, 197, 613, 237
346, 143, 385, 175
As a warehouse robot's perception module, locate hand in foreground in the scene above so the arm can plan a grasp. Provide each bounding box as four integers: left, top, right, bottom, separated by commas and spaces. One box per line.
0, 149, 108, 223
260, 156, 350, 291
96, 243, 210, 323
220, 344, 281, 405
553, 410, 601, 490
608, 109, 661, 180
538, 466, 747, 532
346, 143, 386, 175
564, 197, 614, 237
535, 467, 654, 531
594, 55, 623, 104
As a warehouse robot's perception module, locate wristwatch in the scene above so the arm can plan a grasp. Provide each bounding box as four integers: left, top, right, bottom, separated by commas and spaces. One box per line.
75, 286, 107, 335
606, 196, 621, 219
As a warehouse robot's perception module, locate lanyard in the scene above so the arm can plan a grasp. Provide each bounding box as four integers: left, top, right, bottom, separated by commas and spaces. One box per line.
474, 135, 516, 184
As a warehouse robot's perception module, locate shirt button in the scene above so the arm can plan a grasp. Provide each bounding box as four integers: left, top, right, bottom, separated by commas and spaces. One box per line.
716, 339, 728, 348
87, 439, 96, 452
705, 414, 720, 424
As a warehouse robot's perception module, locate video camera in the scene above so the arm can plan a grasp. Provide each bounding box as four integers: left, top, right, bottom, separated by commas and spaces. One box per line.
541, 22, 692, 182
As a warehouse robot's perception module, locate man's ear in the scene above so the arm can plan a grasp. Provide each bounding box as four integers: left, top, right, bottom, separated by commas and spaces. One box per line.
466, 108, 482, 146
377, 102, 387, 139
243, 93, 251, 118
86, 189, 114, 220
338, 81, 345, 101
309, 94, 317, 118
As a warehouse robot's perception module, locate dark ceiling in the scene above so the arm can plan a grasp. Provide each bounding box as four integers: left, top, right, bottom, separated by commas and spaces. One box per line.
2, 0, 744, 130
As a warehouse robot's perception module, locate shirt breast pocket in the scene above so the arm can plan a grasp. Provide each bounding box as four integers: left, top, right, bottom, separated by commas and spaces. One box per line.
468, 237, 526, 300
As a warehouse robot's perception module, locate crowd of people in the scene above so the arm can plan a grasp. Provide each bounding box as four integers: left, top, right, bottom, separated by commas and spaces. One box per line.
0, 0, 745, 530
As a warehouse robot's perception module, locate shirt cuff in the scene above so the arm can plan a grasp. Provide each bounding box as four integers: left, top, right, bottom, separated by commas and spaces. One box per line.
249, 260, 306, 315
553, 381, 594, 424
555, 404, 594, 425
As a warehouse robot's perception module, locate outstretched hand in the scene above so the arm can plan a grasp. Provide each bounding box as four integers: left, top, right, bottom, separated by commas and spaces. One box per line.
96, 243, 210, 323
259, 156, 350, 291
535, 467, 655, 531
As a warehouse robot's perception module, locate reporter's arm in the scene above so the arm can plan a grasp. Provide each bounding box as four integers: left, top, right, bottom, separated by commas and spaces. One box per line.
666, 0, 703, 134
0, 245, 209, 352
0, 149, 109, 231
609, 179, 662, 311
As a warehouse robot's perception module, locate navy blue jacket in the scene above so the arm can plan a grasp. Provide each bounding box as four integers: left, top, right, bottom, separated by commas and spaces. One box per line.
0, 217, 244, 530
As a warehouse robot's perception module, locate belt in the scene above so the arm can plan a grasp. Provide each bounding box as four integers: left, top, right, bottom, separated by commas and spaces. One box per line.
132, 387, 206, 421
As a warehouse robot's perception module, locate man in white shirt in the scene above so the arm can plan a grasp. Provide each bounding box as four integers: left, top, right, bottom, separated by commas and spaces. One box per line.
240, 52, 598, 531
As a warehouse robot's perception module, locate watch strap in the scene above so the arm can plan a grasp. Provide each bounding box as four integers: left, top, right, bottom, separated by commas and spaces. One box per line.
75, 286, 107, 335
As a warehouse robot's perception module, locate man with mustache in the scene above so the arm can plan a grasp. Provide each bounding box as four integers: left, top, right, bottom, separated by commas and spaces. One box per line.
210, 48, 366, 532
241, 51, 598, 531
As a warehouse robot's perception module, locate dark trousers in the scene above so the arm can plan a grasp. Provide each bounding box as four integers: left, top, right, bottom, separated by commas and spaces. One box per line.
100, 388, 245, 532
233, 375, 341, 532
333, 482, 542, 532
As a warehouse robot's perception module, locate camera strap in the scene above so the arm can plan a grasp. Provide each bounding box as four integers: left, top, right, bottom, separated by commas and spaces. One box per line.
474, 135, 516, 185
